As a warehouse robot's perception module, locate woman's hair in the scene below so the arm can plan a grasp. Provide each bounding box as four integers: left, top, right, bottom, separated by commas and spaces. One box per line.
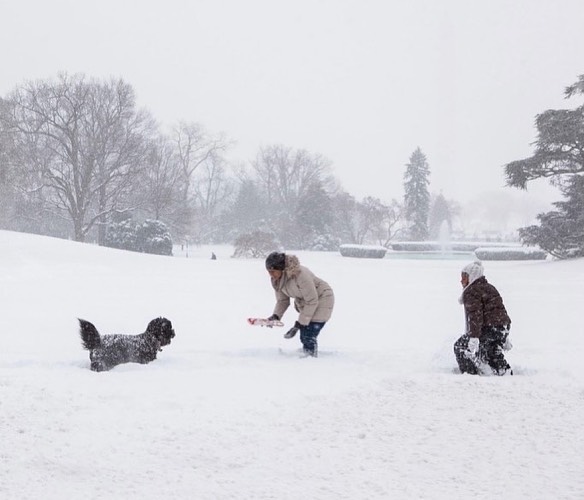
265, 251, 286, 270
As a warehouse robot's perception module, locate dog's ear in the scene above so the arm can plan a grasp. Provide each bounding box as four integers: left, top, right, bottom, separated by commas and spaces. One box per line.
147, 317, 175, 345
160, 317, 175, 345
146, 317, 163, 336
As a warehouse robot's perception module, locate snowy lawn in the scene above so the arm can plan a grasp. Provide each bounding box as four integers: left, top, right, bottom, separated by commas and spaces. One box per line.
1, 230, 583, 499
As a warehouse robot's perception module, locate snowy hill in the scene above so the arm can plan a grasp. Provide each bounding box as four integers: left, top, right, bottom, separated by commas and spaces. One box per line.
1, 230, 583, 499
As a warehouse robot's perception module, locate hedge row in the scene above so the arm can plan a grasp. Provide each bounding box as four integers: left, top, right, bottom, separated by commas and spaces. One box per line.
339, 244, 387, 259
390, 242, 479, 252
474, 247, 547, 261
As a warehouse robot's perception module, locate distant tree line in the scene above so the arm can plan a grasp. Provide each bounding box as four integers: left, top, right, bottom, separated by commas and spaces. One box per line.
0, 72, 458, 251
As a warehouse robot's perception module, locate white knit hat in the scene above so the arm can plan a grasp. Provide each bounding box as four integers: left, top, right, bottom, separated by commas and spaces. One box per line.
461, 261, 484, 285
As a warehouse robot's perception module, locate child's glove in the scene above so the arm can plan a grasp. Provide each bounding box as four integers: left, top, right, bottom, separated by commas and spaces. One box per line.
466, 337, 480, 358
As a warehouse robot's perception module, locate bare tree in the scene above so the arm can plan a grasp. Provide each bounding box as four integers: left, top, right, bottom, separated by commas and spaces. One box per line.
138, 135, 184, 222
328, 193, 400, 246
0, 98, 16, 226
173, 121, 230, 203
191, 153, 234, 242
250, 144, 335, 248
366, 197, 403, 246
3, 73, 154, 242
1, 94, 63, 233
193, 153, 233, 216
330, 191, 361, 244
252, 144, 333, 206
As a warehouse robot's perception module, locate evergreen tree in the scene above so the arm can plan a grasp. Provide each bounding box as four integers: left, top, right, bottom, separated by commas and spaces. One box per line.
505, 74, 584, 258
105, 219, 138, 251
428, 193, 452, 240
295, 181, 333, 249
518, 175, 584, 258
403, 148, 430, 240
104, 218, 173, 255
136, 220, 173, 256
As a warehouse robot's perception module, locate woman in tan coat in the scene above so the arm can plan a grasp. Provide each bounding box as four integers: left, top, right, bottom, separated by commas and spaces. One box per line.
265, 252, 334, 357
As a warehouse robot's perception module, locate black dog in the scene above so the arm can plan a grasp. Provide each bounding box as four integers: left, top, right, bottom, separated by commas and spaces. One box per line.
78, 317, 175, 372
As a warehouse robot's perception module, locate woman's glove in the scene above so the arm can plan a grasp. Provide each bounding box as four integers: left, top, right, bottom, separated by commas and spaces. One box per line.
284, 321, 301, 339
265, 314, 279, 328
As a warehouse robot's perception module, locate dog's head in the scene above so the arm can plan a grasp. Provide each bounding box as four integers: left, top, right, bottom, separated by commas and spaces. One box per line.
146, 317, 175, 347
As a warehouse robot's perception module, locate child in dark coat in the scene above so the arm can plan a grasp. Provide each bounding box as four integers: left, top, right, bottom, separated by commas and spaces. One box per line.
454, 261, 513, 375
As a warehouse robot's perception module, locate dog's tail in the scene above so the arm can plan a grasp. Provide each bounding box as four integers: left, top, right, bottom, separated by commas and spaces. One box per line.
78, 319, 101, 350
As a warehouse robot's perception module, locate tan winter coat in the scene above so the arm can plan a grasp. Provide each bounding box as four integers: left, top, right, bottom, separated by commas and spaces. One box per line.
271, 255, 334, 326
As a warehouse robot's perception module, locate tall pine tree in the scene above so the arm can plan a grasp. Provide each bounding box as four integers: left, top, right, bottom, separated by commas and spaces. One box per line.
403, 147, 430, 241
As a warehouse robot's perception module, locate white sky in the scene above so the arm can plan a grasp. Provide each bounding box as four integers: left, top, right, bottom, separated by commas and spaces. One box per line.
2, 0, 584, 204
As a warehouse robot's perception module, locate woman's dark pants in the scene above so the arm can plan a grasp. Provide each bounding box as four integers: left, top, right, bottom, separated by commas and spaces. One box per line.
299, 322, 326, 357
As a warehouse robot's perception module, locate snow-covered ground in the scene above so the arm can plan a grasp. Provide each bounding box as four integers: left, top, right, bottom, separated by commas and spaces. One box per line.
1, 230, 583, 500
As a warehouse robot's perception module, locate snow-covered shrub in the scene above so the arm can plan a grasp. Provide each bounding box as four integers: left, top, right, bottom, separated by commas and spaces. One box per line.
310, 234, 341, 251
474, 247, 547, 261
136, 220, 173, 256
449, 243, 484, 252
232, 230, 279, 258
391, 242, 437, 252
105, 220, 138, 251
391, 241, 479, 252
339, 244, 387, 259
